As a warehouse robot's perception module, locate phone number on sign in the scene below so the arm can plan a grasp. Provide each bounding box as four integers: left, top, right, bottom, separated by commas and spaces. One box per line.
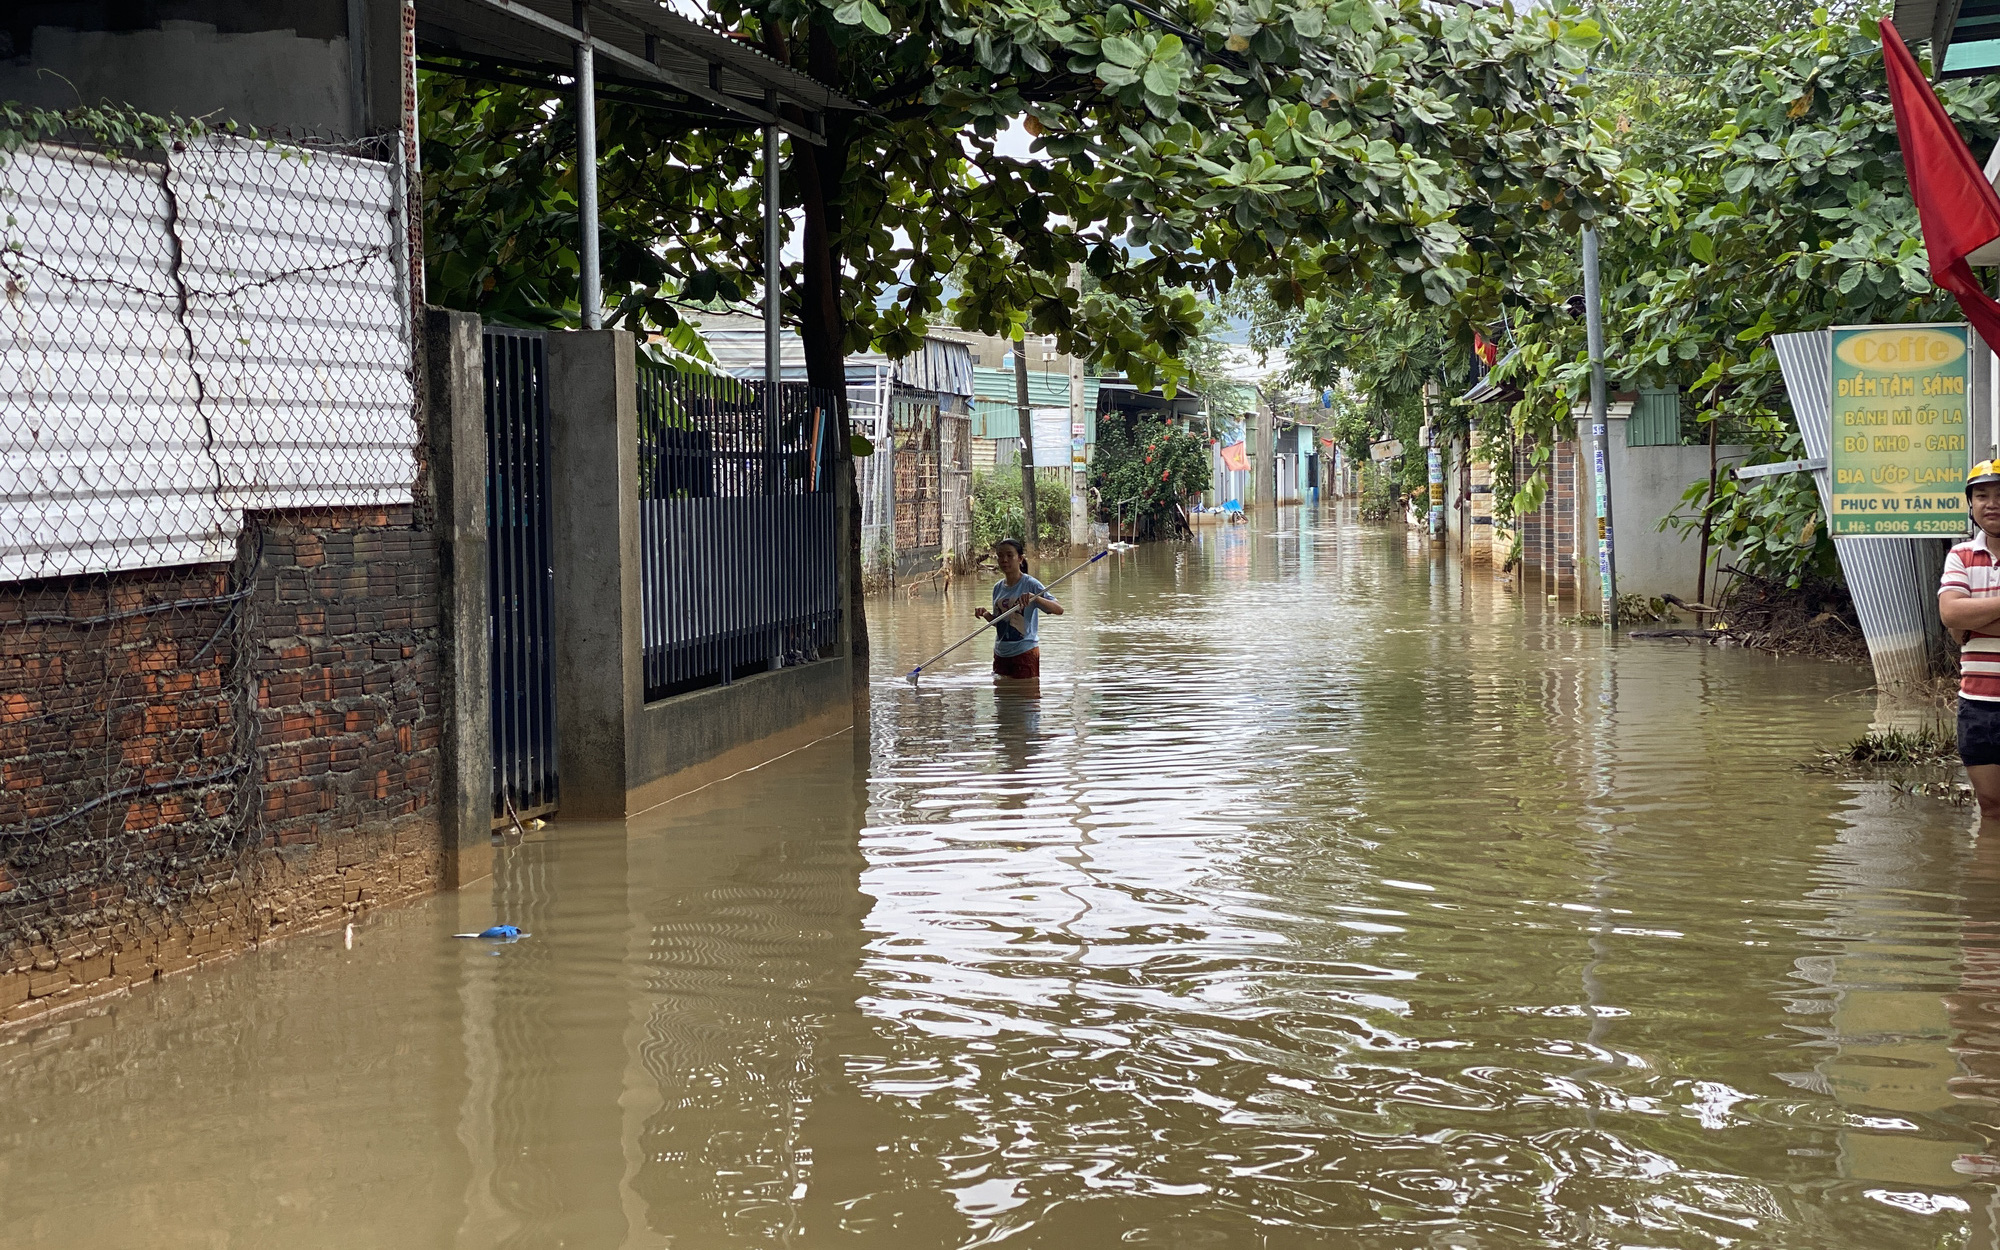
1837, 518, 1967, 534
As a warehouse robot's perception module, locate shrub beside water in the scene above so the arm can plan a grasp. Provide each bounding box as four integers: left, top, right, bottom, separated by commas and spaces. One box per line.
1358, 465, 1397, 524
971, 469, 1071, 551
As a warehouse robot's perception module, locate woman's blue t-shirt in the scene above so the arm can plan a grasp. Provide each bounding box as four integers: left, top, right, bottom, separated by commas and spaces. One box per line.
992, 575, 1049, 658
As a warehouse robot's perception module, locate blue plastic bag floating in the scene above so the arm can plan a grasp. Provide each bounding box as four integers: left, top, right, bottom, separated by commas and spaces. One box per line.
453, 925, 527, 941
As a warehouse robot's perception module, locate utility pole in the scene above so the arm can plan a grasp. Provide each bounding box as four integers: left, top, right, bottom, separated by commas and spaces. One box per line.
1014, 330, 1038, 550
1068, 264, 1088, 551
762, 122, 782, 484
1583, 226, 1619, 626
1255, 399, 1275, 514
1424, 381, 1443, 542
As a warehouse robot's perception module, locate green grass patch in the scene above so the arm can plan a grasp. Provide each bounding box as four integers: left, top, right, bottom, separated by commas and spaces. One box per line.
1827, 726, 1958, 768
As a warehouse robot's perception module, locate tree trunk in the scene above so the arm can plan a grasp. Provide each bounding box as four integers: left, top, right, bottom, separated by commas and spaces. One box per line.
1014, 332, 1038, 551
788, 25, 867, 693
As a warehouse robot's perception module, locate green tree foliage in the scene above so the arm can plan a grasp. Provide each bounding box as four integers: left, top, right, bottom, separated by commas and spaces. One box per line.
1531, 15, 1999, 585
1273, 289, 1473, 496
420, 0, 1620, 399
1357, 462, 1399, 523
1090, 415, 1212, 533
1259, 9, 2000, 583
1604, 0, 1864, 73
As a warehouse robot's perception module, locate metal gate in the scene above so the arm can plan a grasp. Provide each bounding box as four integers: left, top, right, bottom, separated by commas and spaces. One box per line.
635, 364, 843, 700
484, 326, 559, 821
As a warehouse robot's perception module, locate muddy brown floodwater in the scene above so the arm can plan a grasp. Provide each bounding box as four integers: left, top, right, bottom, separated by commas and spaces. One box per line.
8, 506, 2000, 1247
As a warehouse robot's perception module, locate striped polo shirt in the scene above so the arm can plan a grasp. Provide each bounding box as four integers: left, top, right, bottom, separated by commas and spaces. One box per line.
1943, 530, 2000, 700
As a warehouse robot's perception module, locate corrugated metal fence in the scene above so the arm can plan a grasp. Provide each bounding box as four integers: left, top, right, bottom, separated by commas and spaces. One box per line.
0, 135, 416, 579
635, 366, 842, 700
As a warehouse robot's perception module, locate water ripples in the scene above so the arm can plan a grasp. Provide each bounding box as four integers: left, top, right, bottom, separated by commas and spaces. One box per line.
851, 514, 1994, 1246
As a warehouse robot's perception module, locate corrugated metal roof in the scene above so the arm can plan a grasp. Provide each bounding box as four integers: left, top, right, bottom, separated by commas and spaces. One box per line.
898, 336, 976, 397
694, 314, 974, 396
417, 0, 861, 143
1891, 0, 2000, 81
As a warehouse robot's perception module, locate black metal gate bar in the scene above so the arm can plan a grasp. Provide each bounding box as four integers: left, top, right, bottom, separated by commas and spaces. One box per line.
636, 365, 842, 702
484, 326, 559, 820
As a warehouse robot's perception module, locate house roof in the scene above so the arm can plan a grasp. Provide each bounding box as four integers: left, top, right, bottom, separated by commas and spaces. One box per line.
969, 368, 1102, 440
416, 0, 861, 143
1459, 351, 1523, 405
1893, 0, 2000, 80
694, 313, 975, 396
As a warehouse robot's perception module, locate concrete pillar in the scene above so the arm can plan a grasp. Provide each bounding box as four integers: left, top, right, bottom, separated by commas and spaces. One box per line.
1555, 439, 1578, 597
423, 308, 493, 889
1255, 409, 1275, 513
547, 329, 642, 817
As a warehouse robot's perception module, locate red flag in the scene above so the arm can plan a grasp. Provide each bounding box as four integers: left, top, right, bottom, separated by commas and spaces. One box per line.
1882, 20, 2000, 354
1220, 441, 1249, 473
1473, 331, 1499, 369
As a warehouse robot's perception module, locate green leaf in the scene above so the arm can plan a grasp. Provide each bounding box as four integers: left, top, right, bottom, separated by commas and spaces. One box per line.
1101, 35, 1146, 66
1687, 233, 1714, 264
851, 433, 876, 458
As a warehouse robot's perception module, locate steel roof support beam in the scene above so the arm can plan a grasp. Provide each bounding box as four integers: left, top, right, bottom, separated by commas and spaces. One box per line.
460, 0, 827, 143
764, 117, 782, 479
575, 1, 602, 330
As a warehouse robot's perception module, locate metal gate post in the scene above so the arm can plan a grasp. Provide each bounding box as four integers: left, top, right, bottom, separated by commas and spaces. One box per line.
426, 309, 493, 888
548, 329, 643, 816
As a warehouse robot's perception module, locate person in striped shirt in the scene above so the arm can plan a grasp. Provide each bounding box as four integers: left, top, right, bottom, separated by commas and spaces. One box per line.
1940, 460, 2000, 827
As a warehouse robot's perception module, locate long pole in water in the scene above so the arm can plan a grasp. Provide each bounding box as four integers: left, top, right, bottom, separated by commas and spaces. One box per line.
1583, 226, 1619, 627
904, 549, 1110, 684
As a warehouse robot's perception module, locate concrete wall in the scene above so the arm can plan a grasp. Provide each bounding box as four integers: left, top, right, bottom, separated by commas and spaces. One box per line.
1576, 414, 1751, 604
547, 330, 857, 820
0, 2, 406, 135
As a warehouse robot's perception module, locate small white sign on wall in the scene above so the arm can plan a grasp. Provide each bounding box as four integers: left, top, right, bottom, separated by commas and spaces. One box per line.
1029, 407, 1071, 465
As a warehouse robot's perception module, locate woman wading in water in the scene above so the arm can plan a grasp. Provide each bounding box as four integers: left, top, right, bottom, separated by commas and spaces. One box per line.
974, 538, 1063, 680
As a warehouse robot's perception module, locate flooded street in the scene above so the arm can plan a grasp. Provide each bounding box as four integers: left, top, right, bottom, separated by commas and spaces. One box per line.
7, 506, 1997, 1248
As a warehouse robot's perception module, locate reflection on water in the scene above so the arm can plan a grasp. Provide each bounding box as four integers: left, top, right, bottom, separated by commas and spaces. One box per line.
12, 506, 2000, 1246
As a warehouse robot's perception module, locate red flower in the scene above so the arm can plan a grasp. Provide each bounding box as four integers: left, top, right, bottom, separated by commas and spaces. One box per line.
1160, 469, 1169, 480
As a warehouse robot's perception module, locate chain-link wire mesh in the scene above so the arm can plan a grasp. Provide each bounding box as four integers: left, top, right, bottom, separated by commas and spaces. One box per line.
0, 126, 421, 947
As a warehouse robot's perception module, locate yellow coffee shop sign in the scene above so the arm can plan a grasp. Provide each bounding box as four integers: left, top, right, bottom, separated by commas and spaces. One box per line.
1829, 324, 1969, 536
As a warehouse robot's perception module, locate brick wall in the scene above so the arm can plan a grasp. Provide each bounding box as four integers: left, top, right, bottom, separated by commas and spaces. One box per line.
1518, 446, 1543, 579
0, 506, 443, 1027
1552, 439, 1577, 596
